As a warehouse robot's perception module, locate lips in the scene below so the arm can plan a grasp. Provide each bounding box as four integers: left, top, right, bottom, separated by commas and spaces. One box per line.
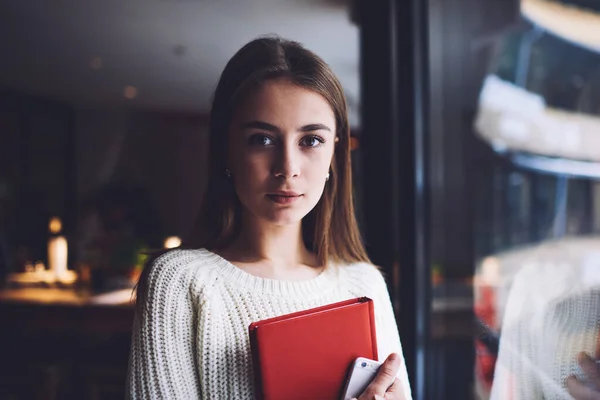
266, 191, 303, 205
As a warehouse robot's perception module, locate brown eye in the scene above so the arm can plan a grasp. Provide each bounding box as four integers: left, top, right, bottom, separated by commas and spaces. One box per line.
300, 135, 325, 148
249, 134, 275, 147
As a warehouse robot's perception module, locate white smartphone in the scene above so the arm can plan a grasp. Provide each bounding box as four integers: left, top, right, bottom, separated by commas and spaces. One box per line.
340, 357, 382, 400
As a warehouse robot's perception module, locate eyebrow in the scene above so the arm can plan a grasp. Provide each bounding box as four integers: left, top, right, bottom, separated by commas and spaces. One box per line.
240, 120, 332, 133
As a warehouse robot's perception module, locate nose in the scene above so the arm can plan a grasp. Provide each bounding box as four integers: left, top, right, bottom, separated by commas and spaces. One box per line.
273, 143, 300, 180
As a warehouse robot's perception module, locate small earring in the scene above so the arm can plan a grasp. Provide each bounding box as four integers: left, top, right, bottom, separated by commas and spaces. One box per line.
325, 172, 330, 181
225, 168, 232, 178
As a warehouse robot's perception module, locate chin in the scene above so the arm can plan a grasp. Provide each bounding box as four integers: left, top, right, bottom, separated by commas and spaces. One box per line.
241, 196, 319, 226
252, 201, 316, 226
260, 209, 306, 226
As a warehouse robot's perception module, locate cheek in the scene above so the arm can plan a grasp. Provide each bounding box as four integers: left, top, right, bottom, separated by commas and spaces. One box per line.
304, 162, 328, 182
239, 154, 271, 177
307, 146, 334, 175
229, 143, 267, 176
231, 154, 271, 198
303, 149, 334, 195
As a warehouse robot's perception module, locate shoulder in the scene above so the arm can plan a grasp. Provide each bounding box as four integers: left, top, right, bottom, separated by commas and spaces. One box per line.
147, 248, 213, 280
141, 248, 222, 305
339, 261, 389, 296
342, 261, 385, 281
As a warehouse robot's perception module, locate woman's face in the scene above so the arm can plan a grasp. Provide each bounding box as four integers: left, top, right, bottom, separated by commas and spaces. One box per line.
228, 78, 337, 227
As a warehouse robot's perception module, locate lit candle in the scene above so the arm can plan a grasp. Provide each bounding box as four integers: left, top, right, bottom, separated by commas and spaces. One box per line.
48, 217, 68, 280
164, 236, 182, 249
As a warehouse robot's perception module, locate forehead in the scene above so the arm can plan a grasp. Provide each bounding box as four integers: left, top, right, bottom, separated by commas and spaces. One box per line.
232, 79, 336, 129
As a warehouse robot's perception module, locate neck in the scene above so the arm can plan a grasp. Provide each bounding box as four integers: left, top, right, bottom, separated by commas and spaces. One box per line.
226, 212, 316, 270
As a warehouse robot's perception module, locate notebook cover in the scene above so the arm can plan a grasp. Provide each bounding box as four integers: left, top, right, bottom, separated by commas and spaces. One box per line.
249, 297, 378, 400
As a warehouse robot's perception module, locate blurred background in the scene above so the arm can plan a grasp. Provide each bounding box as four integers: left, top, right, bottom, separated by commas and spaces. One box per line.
1, 0, 599, 399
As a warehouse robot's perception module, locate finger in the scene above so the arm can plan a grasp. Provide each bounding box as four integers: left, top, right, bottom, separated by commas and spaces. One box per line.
578, 352, 600, 387
359, 353, 400, 399
566, 376, 600, 400
384, 378, 408, 400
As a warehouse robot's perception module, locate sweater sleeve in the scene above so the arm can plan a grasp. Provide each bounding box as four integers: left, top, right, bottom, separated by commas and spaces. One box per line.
126, 251, 202, 399
346, 263, 413, 400
371, 267, 413, 400
489, 265, 544, 400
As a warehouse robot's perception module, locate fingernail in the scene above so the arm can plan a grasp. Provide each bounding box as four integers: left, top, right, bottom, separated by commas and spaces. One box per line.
374, 395, 385, 400
388, 353, 398, 361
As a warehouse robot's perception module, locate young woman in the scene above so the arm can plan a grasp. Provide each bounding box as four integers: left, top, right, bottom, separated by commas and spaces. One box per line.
127, 36, 412, 400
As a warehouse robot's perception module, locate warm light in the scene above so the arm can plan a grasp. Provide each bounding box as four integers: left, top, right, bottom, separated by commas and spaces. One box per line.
481, 256, 500, 284
34, 261, 45, 272
90, 57, 103, 70
48, 236, 68, 279
124, 85, 138, 99
57, 270, 77, 284
164, 236, 182, 249
49, 217, 62, 234
521, 0, 600, 52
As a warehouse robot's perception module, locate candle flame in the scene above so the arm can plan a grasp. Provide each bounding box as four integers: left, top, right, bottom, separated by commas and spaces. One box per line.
49, 217, 62, 234
164, 236, 182, 249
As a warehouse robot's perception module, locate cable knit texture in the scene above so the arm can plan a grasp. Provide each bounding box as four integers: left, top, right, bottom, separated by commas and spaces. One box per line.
127, 248, 412, 400
490, 248, 600, 400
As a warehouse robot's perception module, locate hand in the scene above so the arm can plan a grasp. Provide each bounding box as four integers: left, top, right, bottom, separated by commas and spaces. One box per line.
566, 352, 600, 400
352, 353, 406, 400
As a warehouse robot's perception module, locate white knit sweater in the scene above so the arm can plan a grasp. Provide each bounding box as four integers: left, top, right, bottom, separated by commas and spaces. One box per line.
490, 238, 600, 400
126, 248, 412, 400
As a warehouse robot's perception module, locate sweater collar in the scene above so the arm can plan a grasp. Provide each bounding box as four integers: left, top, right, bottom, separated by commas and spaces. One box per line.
199, 248, 339, 297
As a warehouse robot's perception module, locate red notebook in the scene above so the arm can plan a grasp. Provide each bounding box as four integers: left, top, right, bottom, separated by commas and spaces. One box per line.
249, 297, 378, 400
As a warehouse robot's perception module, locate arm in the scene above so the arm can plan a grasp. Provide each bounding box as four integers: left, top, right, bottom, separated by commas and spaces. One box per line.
371, 268, 413, 400
489, 266, 544, 400
126, 253, 201, 399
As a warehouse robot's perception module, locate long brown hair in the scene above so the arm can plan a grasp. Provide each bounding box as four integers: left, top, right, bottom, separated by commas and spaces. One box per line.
136, 36, 369, 306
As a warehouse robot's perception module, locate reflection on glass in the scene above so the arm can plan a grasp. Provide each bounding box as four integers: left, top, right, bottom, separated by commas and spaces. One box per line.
485, 239, 600, 399
473, 0, 600, 398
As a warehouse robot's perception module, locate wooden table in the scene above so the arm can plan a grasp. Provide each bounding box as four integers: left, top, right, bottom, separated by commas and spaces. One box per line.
0, 287, 135, 400
0, 287, 135, 334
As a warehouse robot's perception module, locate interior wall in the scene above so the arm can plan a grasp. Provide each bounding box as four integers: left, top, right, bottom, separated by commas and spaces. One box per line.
0, 89, 72, 268
1, 87, 211, 271
76, 108, 210, 240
